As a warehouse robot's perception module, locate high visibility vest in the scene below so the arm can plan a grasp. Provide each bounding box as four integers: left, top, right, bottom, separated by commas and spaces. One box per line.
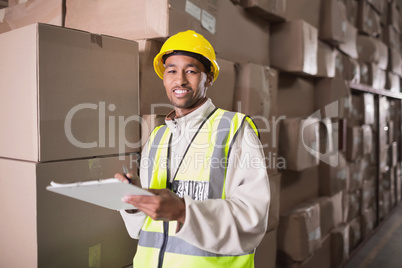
134, 108, 259, 268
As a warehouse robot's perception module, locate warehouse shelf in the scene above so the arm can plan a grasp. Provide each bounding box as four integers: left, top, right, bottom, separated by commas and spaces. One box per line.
349, 82, 402, 100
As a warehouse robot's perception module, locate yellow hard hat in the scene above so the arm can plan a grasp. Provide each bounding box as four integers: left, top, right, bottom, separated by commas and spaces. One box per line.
153, 30, 220, 81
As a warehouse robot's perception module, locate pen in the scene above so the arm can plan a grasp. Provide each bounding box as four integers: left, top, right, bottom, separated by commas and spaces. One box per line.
122, 165, 133, 184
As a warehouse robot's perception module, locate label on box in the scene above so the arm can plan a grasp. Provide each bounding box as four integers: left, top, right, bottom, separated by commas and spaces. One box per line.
185, 0, 201, 20
201, 10, 216, 34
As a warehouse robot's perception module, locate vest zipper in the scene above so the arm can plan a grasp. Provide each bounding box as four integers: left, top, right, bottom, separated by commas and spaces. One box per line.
157, 221, 169, 268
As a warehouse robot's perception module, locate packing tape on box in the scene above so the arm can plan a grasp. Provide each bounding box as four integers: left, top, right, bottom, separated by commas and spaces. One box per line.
88, 158, 103, 178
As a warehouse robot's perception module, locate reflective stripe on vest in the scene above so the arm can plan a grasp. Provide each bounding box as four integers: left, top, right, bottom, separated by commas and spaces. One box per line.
134, 108, 259, 268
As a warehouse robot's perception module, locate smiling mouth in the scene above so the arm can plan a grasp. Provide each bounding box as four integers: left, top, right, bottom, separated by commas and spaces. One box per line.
173, 88, 191, 97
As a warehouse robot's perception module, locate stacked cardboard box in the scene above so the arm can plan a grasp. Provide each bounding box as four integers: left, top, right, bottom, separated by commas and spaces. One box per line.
0, 23, 140, 267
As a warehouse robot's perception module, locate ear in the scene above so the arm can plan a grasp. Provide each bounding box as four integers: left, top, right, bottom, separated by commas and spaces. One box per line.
204, 72, 214, 88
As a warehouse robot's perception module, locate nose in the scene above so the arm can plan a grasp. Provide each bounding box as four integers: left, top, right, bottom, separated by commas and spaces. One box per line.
175, 70, 188, 86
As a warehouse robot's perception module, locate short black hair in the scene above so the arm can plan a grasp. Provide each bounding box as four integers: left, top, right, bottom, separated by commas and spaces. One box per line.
162, 50, 212, 73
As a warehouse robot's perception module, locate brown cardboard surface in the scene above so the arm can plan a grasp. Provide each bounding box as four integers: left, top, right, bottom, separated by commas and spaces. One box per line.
385, 72, 401, 92
357, 0, 382, 37
215, 0, 270, 65
0, 0, 63, 34
0, 155, 138, 268
278, 117, 320, 171
361, 207, 375, 239
285, 0, 321, 28
344, 0, 358, 25
277, 200, 321, 262
240, 0, 286, 21
319, 0, 347, 45
316, 41, 336, 78
279, 166, 319, 214
314, 77, 351, 119
0, 23, 141, 162
234, 63, 277, 118
277, 234, 331, 268
349, 216, 362, 251
347, 190, 362, 222
270, 20, 318, 75
361, 180, 375, 212
337, 21, 358, 59
66, 0, 216, 44
356, 34, 388, 71
277, 73, 315, 118
331, 223, 350, 268
255, 228, 277, 268
344, 55, 361, 84
388, 47, 402, 76
346, 126, 363, 161
318, 152, 348, 196
382, 25, 400, 51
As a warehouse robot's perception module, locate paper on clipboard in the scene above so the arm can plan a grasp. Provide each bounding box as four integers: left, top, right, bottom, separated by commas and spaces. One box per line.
46, 178, 154, 211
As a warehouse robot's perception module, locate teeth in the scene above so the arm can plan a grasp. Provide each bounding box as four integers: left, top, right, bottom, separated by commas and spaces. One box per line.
175, 90, 187, 94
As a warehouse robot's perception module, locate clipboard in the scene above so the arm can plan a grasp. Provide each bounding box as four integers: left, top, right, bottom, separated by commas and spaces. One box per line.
46, 178, 154, 210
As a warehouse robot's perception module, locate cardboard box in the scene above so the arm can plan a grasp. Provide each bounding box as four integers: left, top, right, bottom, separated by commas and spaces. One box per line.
279, 166, 319, 214
240, 0, 286, 21
316, 41, 336, 78
349, 217, 362, 251
277, 73, 315, 118
66, 0, 217, 44
361, 207, 375, 238
0, 155, 139, 268
382, 25, 400, 51
367, 0, 385, 14
347, 160, 364, 190
356, 34, 388, 71
318, 152, 348, 196
137, 39, 236, 115
267, 173, 281, 231
278, 117, 320, 171
253, 117, 281, 176
314, 77, 351, 119
331, 224, 350, 268
270, 20, 318, 75
317, 191, 343, 236
344, 55, 361, 83
337, 21, 358, 59
319, 0, 347, 45
216, 0, 270, 65
234, 63, 277, 119
357, 0, 382, 36
255, 228, 277, 268
361, 180, 375, 213
0, 23, 140, 162
387, 0, 400, 33
362, 125, 373, 156
347, 190, 362, 222
277, 234, 331, 268
348, 93, 375, 126
0, 0, 63, 34
334, 49, 347, 79
388, 47, 402, 76
208, 58, 237, 112
285, 0, 321, 29
277, 200, 321, 262
344, 0, 358, 25
360, 62, 387, 89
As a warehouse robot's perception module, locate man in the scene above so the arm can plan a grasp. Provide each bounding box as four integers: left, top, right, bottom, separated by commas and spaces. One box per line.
115, 30, 270, 268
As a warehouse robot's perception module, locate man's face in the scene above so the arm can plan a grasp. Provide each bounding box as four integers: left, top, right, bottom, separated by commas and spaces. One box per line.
163, 55, 213, 110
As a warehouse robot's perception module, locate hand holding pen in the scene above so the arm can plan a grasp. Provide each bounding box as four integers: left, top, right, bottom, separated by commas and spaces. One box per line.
114, 165, 142, 188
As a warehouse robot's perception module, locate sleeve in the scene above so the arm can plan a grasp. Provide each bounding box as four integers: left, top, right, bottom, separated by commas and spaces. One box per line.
175, 121, 270, 255
119, 139, 151, 239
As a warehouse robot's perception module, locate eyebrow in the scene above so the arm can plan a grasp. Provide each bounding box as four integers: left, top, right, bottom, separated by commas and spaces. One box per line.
165, 63, 202, 70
